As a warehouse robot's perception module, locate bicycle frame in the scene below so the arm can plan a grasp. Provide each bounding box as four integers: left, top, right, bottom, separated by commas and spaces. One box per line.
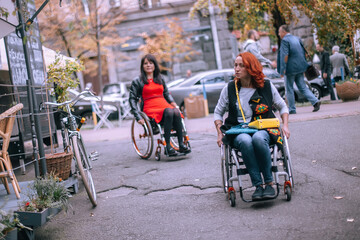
44, 90, 98, 207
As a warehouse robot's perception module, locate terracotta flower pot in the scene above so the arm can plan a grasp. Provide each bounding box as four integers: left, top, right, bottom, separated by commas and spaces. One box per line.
335, 81, 360, 101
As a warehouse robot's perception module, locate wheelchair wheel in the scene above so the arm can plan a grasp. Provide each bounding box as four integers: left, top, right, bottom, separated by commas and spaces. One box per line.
221, 145, 233, 194
131, 112, 154, 159
221, 145, 228, 193
282, 136, 294, 188
229, 191, 236, 207
285, 185, 291, 201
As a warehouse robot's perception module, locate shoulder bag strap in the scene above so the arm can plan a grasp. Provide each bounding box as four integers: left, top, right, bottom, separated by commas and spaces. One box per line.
299, 40, 311, 62
234, 81, 247, 123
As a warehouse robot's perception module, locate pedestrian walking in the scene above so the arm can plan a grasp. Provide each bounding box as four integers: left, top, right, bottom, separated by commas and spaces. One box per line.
243, 29, 276, 68
316, 44, 336, 100
277, 25, 321, 114
330, 45, 350, 83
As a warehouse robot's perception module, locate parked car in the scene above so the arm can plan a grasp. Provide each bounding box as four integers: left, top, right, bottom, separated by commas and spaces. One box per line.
168, 68, 323, 114
167, 78, 186, 88
103, 82, 129, 99
168, 69, 234, 113
102, 83, 131, 119
262, 68, 330, 101
69, 89, 120, 125
306, 76, 330, 99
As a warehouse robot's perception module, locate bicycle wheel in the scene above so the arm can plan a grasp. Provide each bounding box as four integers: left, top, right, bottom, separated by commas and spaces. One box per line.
77, 135, 92, 170
71, 135, 97, 207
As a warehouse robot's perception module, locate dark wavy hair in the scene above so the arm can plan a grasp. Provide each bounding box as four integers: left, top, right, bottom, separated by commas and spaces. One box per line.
237, 52, 265, 88
140, 54, 162, 84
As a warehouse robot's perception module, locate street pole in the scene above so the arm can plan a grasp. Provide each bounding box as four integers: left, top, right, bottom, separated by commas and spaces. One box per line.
96, 0, 104, 109
15, 0, 47, 177
209, 0, 222, 70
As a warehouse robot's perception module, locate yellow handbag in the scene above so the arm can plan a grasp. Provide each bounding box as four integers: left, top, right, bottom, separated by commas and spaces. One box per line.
248, 118, 280, 129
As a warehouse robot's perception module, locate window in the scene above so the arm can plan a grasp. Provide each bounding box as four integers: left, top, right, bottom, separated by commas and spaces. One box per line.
139, 0, 161, 9
195, 73, 225, 85
109, 0, 121, 8
263, 68, 281, 79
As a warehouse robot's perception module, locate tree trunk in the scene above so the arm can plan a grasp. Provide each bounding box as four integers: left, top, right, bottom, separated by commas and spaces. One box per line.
271, 1, 286, 49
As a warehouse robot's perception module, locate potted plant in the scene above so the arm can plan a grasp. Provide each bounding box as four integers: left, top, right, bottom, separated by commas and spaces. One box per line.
15, 174, 71, 228
0, 210, 30, 240
335, 77, 360, 101
46, 53, 84, 105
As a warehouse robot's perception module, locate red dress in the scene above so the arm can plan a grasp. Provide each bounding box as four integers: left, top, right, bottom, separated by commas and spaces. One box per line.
142, 79, 174, 123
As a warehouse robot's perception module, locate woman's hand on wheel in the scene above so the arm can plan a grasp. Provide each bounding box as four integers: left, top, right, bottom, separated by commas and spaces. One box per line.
217, 133, 223, 147
282, 124, 290, 139
170, 102, 177, 108
138, 119, 145, 125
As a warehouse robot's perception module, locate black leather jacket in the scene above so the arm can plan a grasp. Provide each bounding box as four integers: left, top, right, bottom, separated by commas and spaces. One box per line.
129, 77, 174, 121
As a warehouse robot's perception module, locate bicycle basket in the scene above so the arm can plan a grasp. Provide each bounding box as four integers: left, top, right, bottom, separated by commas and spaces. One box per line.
44, 147, 73, 180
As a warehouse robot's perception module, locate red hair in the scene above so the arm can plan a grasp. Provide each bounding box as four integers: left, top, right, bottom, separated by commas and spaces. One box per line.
238, 52, 265, 88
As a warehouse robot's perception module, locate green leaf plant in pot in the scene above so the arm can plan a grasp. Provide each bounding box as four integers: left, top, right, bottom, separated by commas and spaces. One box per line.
15, 174, 71, 228
46, 53, 85, 106
0, 210, 31, 239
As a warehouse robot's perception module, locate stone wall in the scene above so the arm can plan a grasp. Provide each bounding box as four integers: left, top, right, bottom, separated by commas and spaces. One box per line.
290, 8, 314, 48
110, 2, 238, 85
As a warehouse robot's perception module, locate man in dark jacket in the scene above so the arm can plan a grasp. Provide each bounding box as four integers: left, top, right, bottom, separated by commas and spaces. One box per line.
316, 44, 336, 100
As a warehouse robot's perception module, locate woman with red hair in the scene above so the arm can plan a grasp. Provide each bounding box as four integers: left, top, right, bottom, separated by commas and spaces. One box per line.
214, 52, 290, 200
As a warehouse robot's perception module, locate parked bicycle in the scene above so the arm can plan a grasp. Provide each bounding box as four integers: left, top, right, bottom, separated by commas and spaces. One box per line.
42, 89, 98, 207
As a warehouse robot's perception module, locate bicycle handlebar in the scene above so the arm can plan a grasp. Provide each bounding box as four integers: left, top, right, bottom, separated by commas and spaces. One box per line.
42, 90, 99, 109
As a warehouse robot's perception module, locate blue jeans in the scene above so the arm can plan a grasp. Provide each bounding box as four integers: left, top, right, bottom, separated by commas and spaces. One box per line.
233, 130, 273, 187
285, 73, 319, 112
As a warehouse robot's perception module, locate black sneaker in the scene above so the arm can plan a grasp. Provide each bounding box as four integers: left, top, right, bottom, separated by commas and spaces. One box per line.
166, 146, 178, 156
178, 144, 191, 154
313, 101, 321, 112
252, 186, 264, 200
263, 185, 276, 199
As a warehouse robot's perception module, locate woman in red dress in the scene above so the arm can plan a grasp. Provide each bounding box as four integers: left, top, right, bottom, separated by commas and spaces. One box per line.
129, 54, 191, 156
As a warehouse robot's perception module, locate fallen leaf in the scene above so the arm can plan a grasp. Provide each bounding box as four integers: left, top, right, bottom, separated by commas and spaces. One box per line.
90, 213, 94, 217
312, 160, 317, 163
352, 167, 357, 170
347, 218, 354, 222
334, 196, 344, 200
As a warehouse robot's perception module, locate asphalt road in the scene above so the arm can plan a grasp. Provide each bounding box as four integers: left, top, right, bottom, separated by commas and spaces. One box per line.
35, 115, 360, 240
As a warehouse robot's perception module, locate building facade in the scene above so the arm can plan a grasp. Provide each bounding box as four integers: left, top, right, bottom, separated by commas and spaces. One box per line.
105, 0, 237, 86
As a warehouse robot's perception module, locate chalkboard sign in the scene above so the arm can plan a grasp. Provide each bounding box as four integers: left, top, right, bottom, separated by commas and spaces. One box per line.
4, 1, 45, 86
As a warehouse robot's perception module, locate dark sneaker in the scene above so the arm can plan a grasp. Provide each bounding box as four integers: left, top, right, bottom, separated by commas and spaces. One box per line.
313, 101, 321, 112
178, 144, 191, 154
166, 146, 177, 156
263, 185, 276, 199
289, 110, 296, 114
252, 186, 264, 200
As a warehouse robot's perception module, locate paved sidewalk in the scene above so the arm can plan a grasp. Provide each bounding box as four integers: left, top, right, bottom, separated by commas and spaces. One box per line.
81, 99, 360, 143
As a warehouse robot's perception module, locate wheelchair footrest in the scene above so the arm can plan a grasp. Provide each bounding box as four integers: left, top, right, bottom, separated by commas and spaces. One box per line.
271, 166, 278, 172
237, 168, 248, 175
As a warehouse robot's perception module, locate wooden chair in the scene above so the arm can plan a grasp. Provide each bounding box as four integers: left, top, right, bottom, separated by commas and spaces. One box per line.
0, 103, 23, 199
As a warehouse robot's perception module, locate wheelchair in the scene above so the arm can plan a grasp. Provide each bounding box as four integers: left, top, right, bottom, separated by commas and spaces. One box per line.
131, 111, 191, 161
220, 125, 294, 207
